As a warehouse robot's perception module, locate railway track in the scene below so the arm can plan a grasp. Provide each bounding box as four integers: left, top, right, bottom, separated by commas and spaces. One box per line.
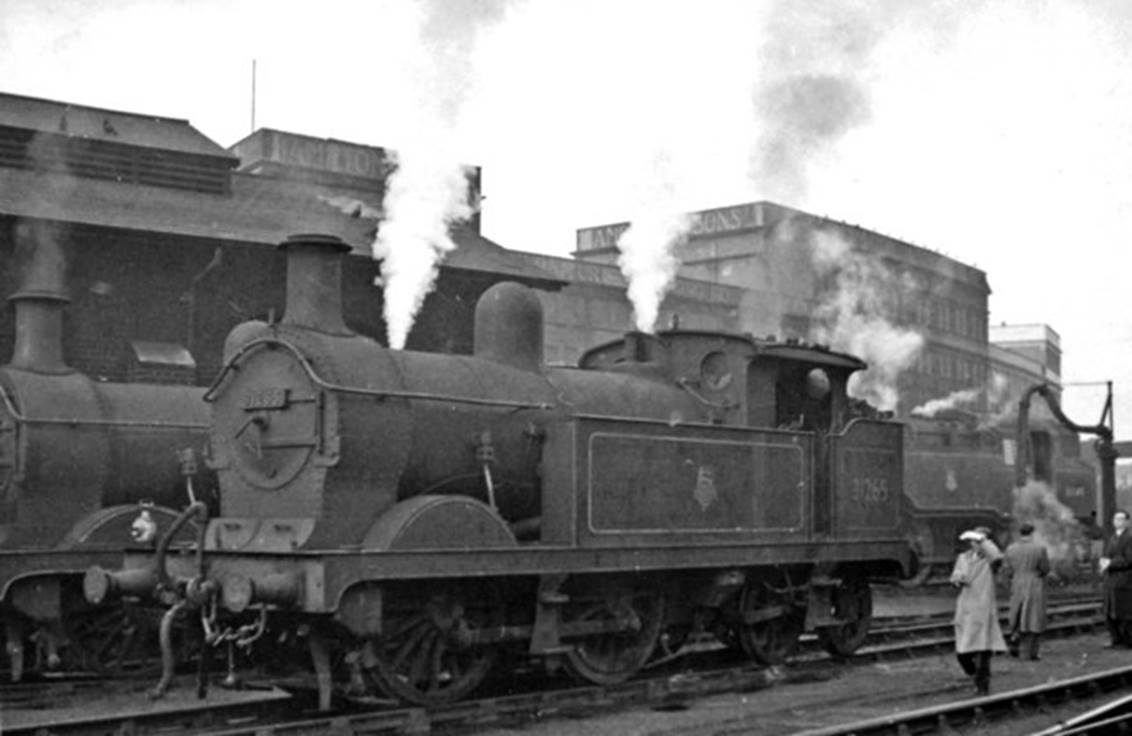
787, 665, 1132, 736
2, 597, 1104, 736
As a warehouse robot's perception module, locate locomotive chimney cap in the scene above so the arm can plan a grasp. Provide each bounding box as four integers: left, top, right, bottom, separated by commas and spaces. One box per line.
7, 290, 70, 303
278, 233, 352, 253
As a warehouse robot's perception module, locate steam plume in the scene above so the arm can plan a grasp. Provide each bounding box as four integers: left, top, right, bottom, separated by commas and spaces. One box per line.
977, 372, 1023, 430
13, 219, 68, 296
1013, 480, 1082, 569
371, 1, 511, 349
374, 145, 474, 350
910, 387, 981, 418
750, 2, 885, 202
615, 153, 691, 333
807, 228, 923, 411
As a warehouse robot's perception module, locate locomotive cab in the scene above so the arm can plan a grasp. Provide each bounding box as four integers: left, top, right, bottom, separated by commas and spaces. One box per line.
577, 331, 860, 435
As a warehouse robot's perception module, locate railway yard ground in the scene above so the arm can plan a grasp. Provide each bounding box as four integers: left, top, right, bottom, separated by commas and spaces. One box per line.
465, 584, 1129, 736
3, 582, 1129, 736
477, 633, 1132, 736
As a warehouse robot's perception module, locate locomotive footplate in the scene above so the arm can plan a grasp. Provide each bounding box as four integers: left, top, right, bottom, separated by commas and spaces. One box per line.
89, 539, 912, 618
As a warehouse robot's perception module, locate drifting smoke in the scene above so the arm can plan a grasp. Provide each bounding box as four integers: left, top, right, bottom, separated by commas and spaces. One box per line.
910, 387, 981, 418
318, 195, 382, 220
976, 372, 1022, 430
750, 2, 885, 202
13, 219, 68, 296
807, 228, 923, 411
372, 0, 511, 349
1013, 480, 1082, 568
911, 372, 1010, 420
13, 132, 75, 296
614, 153, 691, 333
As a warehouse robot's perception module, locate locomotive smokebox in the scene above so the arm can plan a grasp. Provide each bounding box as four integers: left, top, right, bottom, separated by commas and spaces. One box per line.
277, 233, 353, 336
474, 282, 543, 372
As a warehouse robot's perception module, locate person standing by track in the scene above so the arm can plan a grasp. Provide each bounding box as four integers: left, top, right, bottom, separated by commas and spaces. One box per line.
951, 526, 1007, 696
1003, 522, 1050, 660
1100, 510, 1132, 648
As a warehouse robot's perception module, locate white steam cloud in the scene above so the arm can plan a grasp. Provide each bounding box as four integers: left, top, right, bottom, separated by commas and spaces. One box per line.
910, 387, 981, 418
615, 153, 691, 333
1013, 480, 1082, 569
807, 228, 923, 411
976, 372, 1027, 431
911, 374, 1011, 419
373, 145, 474, 349
370, 0, 511, 349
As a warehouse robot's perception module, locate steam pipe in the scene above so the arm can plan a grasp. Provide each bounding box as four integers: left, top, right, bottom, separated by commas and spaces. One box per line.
1017, 383, 1117, 535
154, 501, 208, 592
150, 600, 188, 700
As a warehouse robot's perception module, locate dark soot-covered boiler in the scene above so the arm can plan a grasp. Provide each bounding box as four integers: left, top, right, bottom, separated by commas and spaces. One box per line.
0, 263, 210, 549
205, 235, 713, 551
0, 238, 214, 681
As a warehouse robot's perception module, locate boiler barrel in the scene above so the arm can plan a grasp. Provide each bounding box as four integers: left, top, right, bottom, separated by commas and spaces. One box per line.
0, 368, 209, 548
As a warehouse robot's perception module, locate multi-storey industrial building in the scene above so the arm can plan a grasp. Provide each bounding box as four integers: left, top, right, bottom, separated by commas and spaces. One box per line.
564, 201, 1059, 418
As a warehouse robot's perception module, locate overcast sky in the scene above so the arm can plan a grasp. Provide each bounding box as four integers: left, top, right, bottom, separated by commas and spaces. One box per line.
3, 0, 1131, 436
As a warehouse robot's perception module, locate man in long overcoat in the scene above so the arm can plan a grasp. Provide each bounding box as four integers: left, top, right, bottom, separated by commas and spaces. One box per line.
1100, 510, 1132, 647
951, 527, 1007, 696
1003, 522, 1050, 660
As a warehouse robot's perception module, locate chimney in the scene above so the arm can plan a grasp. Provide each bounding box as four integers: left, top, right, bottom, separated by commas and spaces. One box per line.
619, 331, 670, 375
277, 233, 353, 335
8, 292, 70, 374
623, 331, 651, 363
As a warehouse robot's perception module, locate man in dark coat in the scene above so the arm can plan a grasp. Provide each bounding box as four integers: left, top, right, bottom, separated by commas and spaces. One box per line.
1003, 523, 1050, 660
1100, 510, 1132, 647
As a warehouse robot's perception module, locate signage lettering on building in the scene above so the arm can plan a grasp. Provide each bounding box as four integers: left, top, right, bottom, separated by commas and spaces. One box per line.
576, 202, 767, 251
272, 134, 393, 180
251, 130, 482, 214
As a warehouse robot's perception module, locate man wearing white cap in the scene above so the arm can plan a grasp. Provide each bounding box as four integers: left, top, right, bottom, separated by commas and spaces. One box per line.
950, 526, 1007, 696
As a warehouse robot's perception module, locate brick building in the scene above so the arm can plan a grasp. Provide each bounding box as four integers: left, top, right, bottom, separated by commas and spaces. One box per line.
0, 92, 560, 384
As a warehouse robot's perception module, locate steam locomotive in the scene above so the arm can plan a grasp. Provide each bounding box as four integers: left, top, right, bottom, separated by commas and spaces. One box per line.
0, 240, 215, 681
902, 409, 1099, 577
87, 233, 913, 708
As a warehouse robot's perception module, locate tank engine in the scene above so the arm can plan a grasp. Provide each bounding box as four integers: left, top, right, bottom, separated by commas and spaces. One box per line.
902, 408, 1099, 577
1, 241, 214, 681
88, 233, 913, 708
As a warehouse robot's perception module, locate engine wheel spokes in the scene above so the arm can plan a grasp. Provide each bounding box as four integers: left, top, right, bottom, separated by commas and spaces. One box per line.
563, 588, 664, 685
365, 595, 497, 706
64, 603, 163, 676
734, 571, 804, 665
816, 575, 873, 657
